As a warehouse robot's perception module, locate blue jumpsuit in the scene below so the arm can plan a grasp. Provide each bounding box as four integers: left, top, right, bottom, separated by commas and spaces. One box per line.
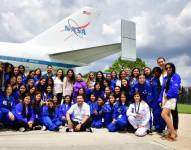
158, 73, 181, 103
151, 77, 166, 132
13, 103, 35, 124
59, 103, 71, 125
107, 102, 128, 132
41, 105, 62, 131
102, 102, 115, 127
33, 103, 42, 125
91, 103, 103, 128
0, 94, 16, 127
88, 101, 103, 128
130, 82, 153, 106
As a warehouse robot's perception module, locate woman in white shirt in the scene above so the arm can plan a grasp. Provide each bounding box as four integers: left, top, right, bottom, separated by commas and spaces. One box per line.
53, 69, 64, 104
63, 69, 75, 97
127, 92, 151, 137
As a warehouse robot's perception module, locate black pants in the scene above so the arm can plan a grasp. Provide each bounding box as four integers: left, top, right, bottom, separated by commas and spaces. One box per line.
171, 103, 179, 130
13, 120, 40, 131
56, 93, 63, 104
70, 118, 92, 131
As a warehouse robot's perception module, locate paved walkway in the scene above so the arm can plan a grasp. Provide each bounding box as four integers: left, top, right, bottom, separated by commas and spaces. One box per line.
0, 114, 190, 150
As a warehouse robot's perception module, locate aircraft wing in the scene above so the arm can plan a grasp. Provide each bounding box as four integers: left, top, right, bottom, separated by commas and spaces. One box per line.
49, 43, 120, 66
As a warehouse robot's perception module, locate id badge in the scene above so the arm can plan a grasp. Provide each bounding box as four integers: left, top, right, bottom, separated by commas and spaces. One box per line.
118, 115, 122, 119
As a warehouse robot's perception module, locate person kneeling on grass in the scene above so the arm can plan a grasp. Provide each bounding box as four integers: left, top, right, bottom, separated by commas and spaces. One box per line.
66, 95, 93, 132
127, 92, 151, 137
13, 94, 35, 132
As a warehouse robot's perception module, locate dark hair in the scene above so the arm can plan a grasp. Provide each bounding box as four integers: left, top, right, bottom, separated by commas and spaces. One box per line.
165, 63, 176, 74
26, 70, 34, 82
4, 85, 13, 95
131, 68, 140, 77
22, 94, 32, 119
46, 77, 54, 88
47, 65, 52, 68
152, 67, 162, 76
119, 70, 126, 80
18, 65, 25, 72
76, 94, 85, 100
63, 95, 72, 105
66, 69, 75, 83
119, 92, 129, 105
56, 69, 64, 81
34, 68, 42, 77
133, 91, 142, 102
157, 57, 166, 62
96, 71, 104, 80
165, 63, 176, 93
110, 70, 118, 79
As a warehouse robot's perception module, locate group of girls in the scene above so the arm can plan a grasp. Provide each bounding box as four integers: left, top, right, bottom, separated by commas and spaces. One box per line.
0, 61, 181, 139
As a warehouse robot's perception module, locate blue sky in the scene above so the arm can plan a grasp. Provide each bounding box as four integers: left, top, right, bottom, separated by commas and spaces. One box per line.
0, 0, 190, 86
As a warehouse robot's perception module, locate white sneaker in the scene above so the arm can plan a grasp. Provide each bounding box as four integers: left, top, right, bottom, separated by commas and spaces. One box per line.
19, 127, 25, 132
86, 127, 93, 133
41, 126, 47, 131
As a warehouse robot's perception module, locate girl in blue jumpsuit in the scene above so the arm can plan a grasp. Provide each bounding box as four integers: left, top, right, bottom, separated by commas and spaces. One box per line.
88, 93, 97, 126
102, 94, 115, 127
41, 99, 62, 131
151, 67, 166, 133
13, 94, 35, 131
32, 92, 43, 128
0, 85, 16, 128
59, 95, 72, 125
130, 74, 153, 106
91, 96, 104, 128
107, 92, 129, 132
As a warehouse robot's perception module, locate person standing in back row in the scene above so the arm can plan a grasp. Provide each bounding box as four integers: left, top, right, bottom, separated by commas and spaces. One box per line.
159, 63, 181, 141
53, 69, 64, 104
157, 57, 179, 133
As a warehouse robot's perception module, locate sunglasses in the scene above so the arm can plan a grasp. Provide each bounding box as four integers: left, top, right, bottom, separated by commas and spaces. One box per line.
165, 67, 172, 70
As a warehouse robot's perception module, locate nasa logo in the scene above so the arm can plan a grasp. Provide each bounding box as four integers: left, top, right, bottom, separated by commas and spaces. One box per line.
62, 19, 90, 38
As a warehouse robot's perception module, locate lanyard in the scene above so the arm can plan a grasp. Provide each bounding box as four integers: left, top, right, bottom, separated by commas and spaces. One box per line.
134, 102, 140, 114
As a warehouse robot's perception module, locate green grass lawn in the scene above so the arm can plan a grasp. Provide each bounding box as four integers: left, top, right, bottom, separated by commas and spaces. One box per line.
178, 104, 191, 114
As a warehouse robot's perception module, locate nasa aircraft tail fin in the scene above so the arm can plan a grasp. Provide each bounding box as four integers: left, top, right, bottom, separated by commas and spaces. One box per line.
25, 7, 98, 53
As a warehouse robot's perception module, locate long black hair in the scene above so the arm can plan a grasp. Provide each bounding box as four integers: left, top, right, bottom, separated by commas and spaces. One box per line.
56, 68, 64, 81
66, 69, 75, 83
22, 94, 32, 119
165, 63, 176, 93
119, 92, 129, 106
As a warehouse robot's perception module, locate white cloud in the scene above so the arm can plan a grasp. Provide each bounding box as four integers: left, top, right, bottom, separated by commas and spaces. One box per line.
0, 0, 190, 86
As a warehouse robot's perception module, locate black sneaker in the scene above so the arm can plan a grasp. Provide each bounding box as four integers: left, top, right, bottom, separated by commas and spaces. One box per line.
33, 125, 42, 130
66, 128, 73, 132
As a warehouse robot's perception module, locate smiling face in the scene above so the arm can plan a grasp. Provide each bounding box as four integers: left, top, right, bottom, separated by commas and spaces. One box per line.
76, 95, 84, 106
35, 93, 41, 102
64, 96, 71, 104
132, 69, 140, 77
120, 93, 127, 103
165, 64, 173, 75
24, 96, 31, 105
134, 93, 141, 103
138, 75, 146, 85
157, 58, 166, 69
109, 95, 115, 104
6, 86, 13, 96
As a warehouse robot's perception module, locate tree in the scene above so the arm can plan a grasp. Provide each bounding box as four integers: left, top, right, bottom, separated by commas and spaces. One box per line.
104, 57, 147, 73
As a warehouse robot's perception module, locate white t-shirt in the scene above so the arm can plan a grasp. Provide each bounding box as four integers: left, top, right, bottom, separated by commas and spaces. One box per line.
67, 102, 90, 122
54, 77, 63, 94
160, 71, 167, 86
